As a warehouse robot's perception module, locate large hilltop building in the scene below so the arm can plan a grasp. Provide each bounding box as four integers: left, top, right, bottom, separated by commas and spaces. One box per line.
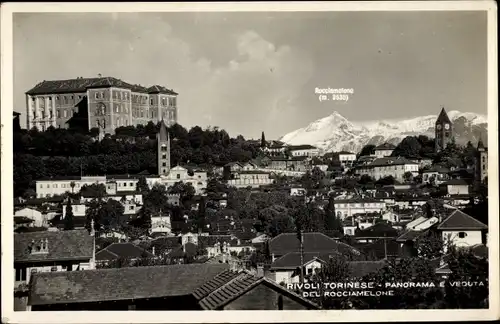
25, 76, 178, 135
434, 107, 454, 152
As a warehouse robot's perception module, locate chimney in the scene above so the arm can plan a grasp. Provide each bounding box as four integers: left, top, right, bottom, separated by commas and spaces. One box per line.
257, 263, 264, 277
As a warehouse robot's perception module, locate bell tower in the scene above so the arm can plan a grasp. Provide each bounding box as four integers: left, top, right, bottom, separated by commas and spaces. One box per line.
434, 107, 453, 152
476, 136, 488, 184
157, 119, 171, 176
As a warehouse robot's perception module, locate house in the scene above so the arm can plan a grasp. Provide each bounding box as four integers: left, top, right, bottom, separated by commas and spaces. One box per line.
441, 179, 471, 195
270, 252, 332, 284
355, 157, 419, 183
421, 166, 450, 185
374, 143, 396, 158
268, 232, 362, 262
27, 264, 229, 310
95, 242, 154, 265
204, 253, 245, 271
166, 242, 199, 263
227, 170, 273, 188
327, 151, 357, 169
265, 142, 287, 156
290, 187, 307, 196
151, 211, 172, 234
333, 197, 386, 220
14, 207, 50, 228
354, 222, 400, 244
14, 229, 95, 286
288, 145, 320, 157
14, 229, 95, 310
193, 270, 320, 310
436, 209, 488, 250
268, 157, 309, 172
381, 210, 400, 223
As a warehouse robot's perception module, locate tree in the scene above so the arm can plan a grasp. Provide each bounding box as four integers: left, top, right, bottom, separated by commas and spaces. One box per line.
261, 131, 266, 148
375, 176, 396, 186
392, 136, 422, 158
99, 199, 126, 232
70, 181, 76, 193
403, 171, 414, 183
196, 196, 206, 232
136, 176, 150, 193
325, 195, 342, 232
358, 144, 376, 158
64, 199, 75, 230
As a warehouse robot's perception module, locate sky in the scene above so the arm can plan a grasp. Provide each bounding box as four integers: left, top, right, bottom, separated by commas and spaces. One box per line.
13, 11, 487, 139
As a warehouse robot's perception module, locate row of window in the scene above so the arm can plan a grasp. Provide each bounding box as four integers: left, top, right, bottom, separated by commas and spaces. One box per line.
39, 182, 81, 189
335, 203, 384, 208
32, 95, 83, 106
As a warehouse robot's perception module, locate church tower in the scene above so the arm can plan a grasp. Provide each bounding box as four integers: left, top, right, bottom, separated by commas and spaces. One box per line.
476, 136, 488, 184
157, 119, 171, 176
434, 107, 453, 152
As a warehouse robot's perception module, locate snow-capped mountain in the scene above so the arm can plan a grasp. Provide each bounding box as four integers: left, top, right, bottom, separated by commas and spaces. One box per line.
279, 110, 488, 154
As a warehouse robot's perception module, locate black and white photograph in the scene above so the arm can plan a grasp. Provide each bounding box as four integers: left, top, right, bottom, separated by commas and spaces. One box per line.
1, 1, 498, 322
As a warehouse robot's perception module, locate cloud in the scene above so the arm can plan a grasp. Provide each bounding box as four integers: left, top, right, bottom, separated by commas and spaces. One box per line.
14, 14, 315, 139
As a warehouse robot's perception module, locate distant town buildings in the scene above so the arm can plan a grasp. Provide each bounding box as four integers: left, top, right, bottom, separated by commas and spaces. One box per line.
25, 76, 178, 135
34, 121, 208, 198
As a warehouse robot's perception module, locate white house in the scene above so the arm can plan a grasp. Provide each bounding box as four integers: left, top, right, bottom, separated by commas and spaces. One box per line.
151, 212, 172, 234
422, 166, 450, 185
382, 210, 400, 223
227, 170, 273, 188
334, 198, 386, 220
437, 209, 487, 251
290, 187, 307, 196
441, 179, 470, 196
160, 165, 208, 195
270, 252, 328, 285
14, 208, 49, 228
288, 145, 320, 157
336, 151, 357, 169
374, 143, 396, 158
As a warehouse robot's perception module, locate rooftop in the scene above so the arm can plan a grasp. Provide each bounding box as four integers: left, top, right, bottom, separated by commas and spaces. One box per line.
15, 229, 93, 263
437, 209, 488, 231
26, 76, 178, 96
374, 143, 396, 150
28, 263, 229, 306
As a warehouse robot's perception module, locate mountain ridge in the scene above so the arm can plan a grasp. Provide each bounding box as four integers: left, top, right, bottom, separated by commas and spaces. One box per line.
279, 110, 488, 154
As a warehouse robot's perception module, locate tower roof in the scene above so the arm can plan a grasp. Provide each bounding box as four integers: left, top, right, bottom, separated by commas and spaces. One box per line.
436, 107, 452, 124
477, 136, 486, 150
158, 120, 169, 141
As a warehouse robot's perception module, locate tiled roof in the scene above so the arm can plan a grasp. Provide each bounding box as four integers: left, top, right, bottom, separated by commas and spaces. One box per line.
149, 236, 182, 254
199, 235, 237, 247
14, 229, 93, 263
95, 242, 153, 261
396, 230, 427, 242
374, 143, 396, 150
355, 223, 399, 238
348, 261, 386, 278
193, 270, 320, 310
270, 252, 333, 270
437, 210, 488, 230
147, 85, 178, 95
288, 145, 317, 150
26, 76, 178, 96
441, 179, 471, 186
436, 107, 452, 124
28, 263, 229, 306
269, 232, 361, 257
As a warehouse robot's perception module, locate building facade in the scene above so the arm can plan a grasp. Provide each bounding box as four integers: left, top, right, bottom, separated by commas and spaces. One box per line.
374, 143, 396, 158
25, 76, 178, 134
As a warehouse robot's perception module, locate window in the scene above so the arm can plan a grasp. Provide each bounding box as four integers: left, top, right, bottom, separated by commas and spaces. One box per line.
150, 98, 154, 105
177, 174, 181, 179
70, 95, 74, 100
307, 268, 313, 274
458, 232, 467, 238
15, 268, 27, 281
162, 154, 167, 159
63, 110, 67, 118
95, 93, 99, 99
